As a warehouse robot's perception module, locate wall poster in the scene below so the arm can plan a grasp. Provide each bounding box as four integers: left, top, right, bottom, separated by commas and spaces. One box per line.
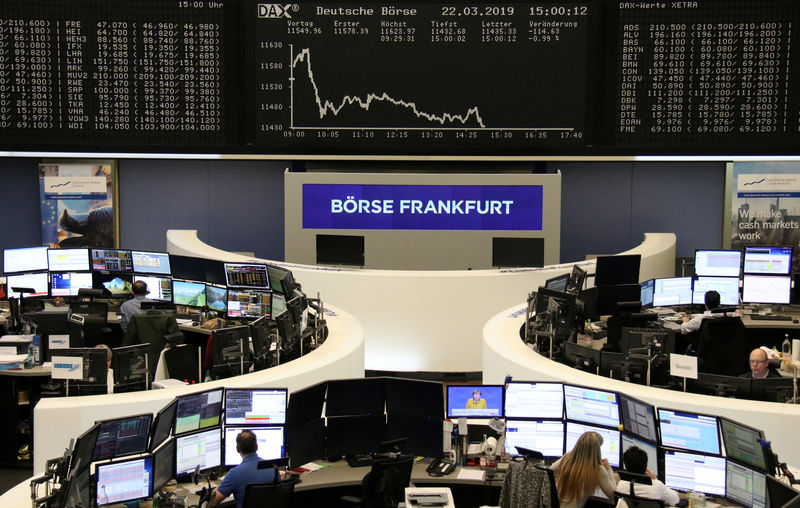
729, 162, 800, 273
39, 162, 118, 248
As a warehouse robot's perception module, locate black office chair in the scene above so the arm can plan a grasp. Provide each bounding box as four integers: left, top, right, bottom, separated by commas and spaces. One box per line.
163, 344, 201, 384
613, 471, 665, 508
342, 454, 415, 508
696, 316, 748, 376
242, 478, 299, 508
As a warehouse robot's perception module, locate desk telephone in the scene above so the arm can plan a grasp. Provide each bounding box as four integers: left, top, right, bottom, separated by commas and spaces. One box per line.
426, 459, 455, 476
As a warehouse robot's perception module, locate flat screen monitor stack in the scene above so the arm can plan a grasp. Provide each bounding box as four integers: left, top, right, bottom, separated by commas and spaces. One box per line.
133, 275, 173, 302
150, 400, 178, 453
91, 249, 133, 272
131, 251, 171, 275
50, 272, 93, 297
544, 273, 569, 293
657, 408, 725, 497
285, 381, 326, 467
227, 289, 271, 320
652, 277, 693, 308
6, 271, 50, 299
224, 262, 270, 290
618, 393, 660, 476
325, 378, 386, 459
172, 280, 207, 307
94, 414, 153, 462
223, 388, 287, 468
3, 246, 49, 274
92, 271, 134, 298
384, 378, 445, 458
173, 388, 224, 478
96, 456, 154, 507
504, 382, 565, 459
47, 248, 90, 272
593, 254, 641, 317
210, 325, 253, 379
563, 384, 621, 467
742, 246, 793, 305
205, 285, 228, 313
692, 276, 740, 306
694, 249, 742, 278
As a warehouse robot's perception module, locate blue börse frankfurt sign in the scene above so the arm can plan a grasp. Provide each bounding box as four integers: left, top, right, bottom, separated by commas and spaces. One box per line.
303, 184, 543, 230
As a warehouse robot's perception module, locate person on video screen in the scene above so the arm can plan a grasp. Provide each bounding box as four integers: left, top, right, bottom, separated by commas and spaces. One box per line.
466, 389, 487, 409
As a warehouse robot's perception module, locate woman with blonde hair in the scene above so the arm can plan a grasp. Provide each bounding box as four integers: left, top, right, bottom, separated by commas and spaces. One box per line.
550, 431, 615, 508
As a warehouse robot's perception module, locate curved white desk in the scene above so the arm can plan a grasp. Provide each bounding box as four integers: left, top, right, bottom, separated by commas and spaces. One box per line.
167, 230, 676, 372
482, 303, 800, 468
31, 305, 364, 475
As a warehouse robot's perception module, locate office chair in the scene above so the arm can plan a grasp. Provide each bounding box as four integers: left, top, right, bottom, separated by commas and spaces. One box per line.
69, 302, 111, 347
342, 454, 415, 508
696, 316, 748, 376
242, 478, 299, 508
613, 471, 665, 508
499, 458, 560, 508
122, 311, 182, 380
163, 344, 201, 384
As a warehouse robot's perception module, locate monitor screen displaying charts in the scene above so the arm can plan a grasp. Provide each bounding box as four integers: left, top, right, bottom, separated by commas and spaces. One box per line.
47, 248, 90, 272
564, 385, 619, 428
692, 277, 740, 306
505, 420, 564, 458
131, 251, 171, 275
504, 382, 563, 419
565, 421, 621, 468
662, 450, 725, 496
742, 275, 792, 305
3, 246, 49, 273
652, 277, 693, 307
658, 409, 720, 455
694, 249, 742, 277
743, 246, 792, 275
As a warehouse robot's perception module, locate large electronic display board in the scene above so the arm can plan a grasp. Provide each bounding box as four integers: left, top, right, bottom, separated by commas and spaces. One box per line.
3, 0, 800, 155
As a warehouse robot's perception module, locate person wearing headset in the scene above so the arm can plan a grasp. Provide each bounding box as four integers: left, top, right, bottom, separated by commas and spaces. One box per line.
210, 430, 275, 508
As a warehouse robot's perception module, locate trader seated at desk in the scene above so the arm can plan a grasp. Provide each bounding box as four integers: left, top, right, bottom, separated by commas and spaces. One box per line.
680, 290, 720, 335
210, 430, 276, 508
740, 348, 782, 379
615, 445, 680, 506
119, 280, 151, 331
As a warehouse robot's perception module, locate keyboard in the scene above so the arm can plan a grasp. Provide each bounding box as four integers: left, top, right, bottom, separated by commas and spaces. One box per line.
346, 455, 374, 468
749, 314, 793, 321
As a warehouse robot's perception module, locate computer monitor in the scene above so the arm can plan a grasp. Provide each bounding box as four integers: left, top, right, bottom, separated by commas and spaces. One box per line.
70, 423, 100, 474
92, 272, 134, 297
694, 249, 742, 277
534, 287, 577, 341
594, 254, 641, 286
225, 388, 287, 426
224, 262, 270, 289
597, 350, 649, 385
748, 376, 795, 403
621, 433, 659, 477
227, 289, 271, 320
131, 250, 171, 275
316, 234, 365, 266
112, 344, 150, 392
692, 276, 740, 306
640, 279, 655, 310
384, 378, 444, 420
563, 384, 619, 428
767, 475, 800, 508
661, 449, 726, 496
565, 421, 621, 468
172, 280, 207, 307
96, 456, 153, 506
286, 418, 324, 468
223, 426, 284, 467
175, 428, 222, 477
326, 414, 385, 457
50, 272, 93, 297
3, 246, 49, 273
726, 460, 767, 508
693, 373, 754, 398
250, 315, 275, 371
174, 388, 224, 436
272, 292, 287, 317
279, 271, 297, 299
211, 325, 253, 379
742, 274, 792, 304
205, 285, 228, 313
54, 347, 108, 395
47, 248, 90, 272
744, 246, 793, 275
505, 420, 564, 458
563, 341, 601, 374
134, 275, 173, 302
618, 393, 657, 443
91, 248, 133, 272
620, 327, 674, 355
385, 413, 443, 458
326, 378, 386, 417
719, 417, 767, 472
168, 255, 205, 281
657, 408, 720, 455
204, 259, 227, 286
446, 384, 503, 419
287, 293, 309, 330
545, 273, 570, 293
274, 310, 300, 356
594, 284, 641, 317
94, 413, 153, 461
286, 381, 327, 429
152, 438, 176, 493
652, 277, 693, 307
504, 382, 563, 420
150, 400, 177, 452
7, 272, 49, 298
62, 466, 91, 508
567, 265, 587, 295
267, 266, 287, 295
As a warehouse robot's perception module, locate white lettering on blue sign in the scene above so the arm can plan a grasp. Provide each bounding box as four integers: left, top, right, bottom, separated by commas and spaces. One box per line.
331, 197, 514, 215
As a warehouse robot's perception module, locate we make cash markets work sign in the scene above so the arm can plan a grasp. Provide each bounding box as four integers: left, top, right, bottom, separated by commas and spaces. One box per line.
302, 184, 543, 230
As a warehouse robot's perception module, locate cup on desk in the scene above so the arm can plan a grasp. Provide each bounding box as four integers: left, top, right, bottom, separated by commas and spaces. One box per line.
686, 492, 706, 507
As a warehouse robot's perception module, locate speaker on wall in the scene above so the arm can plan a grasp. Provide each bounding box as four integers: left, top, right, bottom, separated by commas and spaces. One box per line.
492, 237, 544, 268
316, 234, 365, 266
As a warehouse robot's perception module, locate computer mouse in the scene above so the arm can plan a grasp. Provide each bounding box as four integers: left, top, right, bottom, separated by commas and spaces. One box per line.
793, 319, 798, 324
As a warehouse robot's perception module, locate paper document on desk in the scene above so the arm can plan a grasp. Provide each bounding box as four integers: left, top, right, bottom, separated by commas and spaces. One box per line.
0, 335, 33, 343
457, 469, 485, 481
290, 462, 324, 476
0, 354, 27, 363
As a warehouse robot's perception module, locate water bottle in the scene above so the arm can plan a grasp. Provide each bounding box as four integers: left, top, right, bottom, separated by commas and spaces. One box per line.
24, 343, 35, 369
782, 334, 792, 361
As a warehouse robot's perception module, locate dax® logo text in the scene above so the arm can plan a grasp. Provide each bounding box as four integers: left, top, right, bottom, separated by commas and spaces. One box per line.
258, 4, 293, 18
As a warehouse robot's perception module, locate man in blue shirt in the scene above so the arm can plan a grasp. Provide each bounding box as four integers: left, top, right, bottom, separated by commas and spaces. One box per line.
210, 430, 275, 508
119, 280, 150, 331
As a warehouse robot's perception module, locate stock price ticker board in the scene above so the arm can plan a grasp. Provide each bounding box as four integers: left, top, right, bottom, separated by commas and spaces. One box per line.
2, 0, 800, 155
